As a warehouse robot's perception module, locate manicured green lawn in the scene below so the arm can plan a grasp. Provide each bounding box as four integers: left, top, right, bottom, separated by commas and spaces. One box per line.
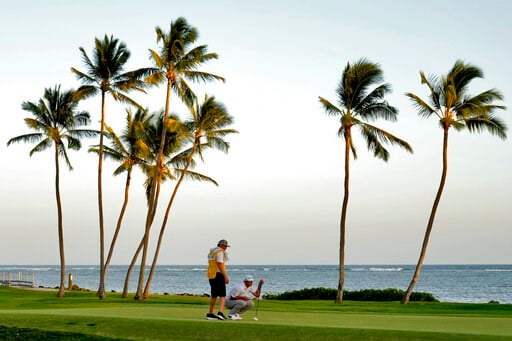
1, 287, 511, 340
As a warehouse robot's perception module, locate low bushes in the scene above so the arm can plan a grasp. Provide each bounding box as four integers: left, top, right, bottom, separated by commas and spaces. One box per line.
264, 287, 439, 302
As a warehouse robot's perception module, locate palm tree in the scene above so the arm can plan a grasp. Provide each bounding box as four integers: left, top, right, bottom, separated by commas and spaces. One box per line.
89, 108, 152, 289
402, 60, 507, 304
122, 111, 186, 298
143, 95, 238, 297
319, 59, 413, 304
71, 35, 154, 299
134, 17, 224, 300
7, 85, 97, 298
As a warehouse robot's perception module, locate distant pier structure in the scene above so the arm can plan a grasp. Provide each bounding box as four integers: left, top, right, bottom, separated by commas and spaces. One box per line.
0, 271, 34, 288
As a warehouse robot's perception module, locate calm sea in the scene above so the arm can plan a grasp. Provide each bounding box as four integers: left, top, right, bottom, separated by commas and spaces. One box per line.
1, 264, 511, 304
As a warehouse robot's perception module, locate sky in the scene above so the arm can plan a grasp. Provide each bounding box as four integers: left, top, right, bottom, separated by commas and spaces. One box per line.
1, 0, 511, 265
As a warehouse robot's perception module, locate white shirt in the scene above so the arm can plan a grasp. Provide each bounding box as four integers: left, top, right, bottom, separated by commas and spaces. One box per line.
215, 250, 225, 263
228, 282, 253, 299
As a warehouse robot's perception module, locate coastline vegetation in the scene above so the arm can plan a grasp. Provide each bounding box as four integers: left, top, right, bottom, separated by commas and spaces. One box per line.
264, 287, 438, 302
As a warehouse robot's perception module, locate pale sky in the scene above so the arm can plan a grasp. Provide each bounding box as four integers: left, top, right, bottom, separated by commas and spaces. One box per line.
1, 0, 511, 265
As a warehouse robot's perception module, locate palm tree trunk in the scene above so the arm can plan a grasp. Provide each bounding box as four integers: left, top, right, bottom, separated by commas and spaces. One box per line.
143, 150, 196, 297
98, 168, 132, 296
135, 177, 163, 300
336, 128, 351, 304
122, 237, 143, 298
55, 144, 66, 298
97, 92, 107, 299
402, 127, 449, 304
135, 78, 172, 300
126, 181, 161, 298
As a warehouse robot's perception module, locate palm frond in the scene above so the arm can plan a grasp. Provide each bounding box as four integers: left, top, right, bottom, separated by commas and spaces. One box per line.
70, 66, 96, 85
173, 78, 196, 107
74, 85, 98, 100
319, 97, 342, 116
145, 70, 165, 86
29, 138, 52, 156
465, 114, 508, 139
182, 70, 225, 83
58, 143, 73, 170
405, 93, 437, 119
358, 101, 398, 122
65, 135, 82, 150
7, 133, 43, 146
174, 168, 218, 186
359, 122, 413, 158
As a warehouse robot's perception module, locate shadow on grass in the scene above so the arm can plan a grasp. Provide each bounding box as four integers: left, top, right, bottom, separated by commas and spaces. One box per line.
0, 325, 122, 341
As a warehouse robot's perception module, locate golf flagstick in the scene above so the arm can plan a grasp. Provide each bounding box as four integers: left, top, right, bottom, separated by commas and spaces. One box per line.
254, 278, 264, 321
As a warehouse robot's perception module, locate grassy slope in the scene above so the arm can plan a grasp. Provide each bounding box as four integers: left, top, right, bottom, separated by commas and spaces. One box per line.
1, 287, 511, 340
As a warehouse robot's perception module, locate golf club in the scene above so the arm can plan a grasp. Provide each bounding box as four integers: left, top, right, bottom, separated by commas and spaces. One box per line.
253, 278, 264, 321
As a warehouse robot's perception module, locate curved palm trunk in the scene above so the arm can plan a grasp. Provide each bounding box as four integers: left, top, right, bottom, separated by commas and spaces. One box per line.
135, 78, 172, 300
402, 127, 449, 304
143, 149, 196, 297
122, 238, 143, 298
97, 167, 133, 296
135, 175, 163, 300
55, 144, 66, 298
336, 128, 351, 304
97, 92, 107, 299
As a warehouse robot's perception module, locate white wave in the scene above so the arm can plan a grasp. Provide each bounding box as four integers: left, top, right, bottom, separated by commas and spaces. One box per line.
369, 267, 403, 272
166, 268, 206, 271
0, 267, 54, 271
485, 269, 512, 272
349, 268, 367, 272
71, 267, 96, 270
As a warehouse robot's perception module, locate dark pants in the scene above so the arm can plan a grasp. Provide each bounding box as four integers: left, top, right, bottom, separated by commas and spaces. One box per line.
209, 272, 226, 297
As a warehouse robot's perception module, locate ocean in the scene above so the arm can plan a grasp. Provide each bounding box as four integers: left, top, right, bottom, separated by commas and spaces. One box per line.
1, 264, 511, 304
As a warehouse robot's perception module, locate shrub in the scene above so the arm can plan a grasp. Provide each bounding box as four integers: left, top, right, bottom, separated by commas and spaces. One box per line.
263, 287, 438, 302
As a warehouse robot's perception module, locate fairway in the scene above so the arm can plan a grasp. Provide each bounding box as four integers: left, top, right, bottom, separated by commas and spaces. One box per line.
1, 288, 511, 340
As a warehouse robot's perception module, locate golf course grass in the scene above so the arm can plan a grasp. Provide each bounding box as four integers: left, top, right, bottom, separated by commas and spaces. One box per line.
1, 287, 511, 340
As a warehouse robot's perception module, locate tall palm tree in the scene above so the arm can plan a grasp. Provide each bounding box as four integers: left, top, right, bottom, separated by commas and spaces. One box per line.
134, 17, 224, 300
319, 59, 413, 304
89, 108, 152, 290
7, 85, 97, 298
402, 60, 507, 304
143, 95, 238, 297
71, 35, 154, 299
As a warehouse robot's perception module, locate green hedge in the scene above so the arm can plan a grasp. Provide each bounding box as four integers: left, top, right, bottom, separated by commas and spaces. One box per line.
263, 287, 439, 302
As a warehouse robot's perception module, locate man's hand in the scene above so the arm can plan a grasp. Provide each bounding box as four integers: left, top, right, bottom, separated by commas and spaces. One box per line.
224, 275, 230, 284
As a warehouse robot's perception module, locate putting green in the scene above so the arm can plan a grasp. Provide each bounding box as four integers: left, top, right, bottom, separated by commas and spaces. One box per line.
2, 305, 511, 337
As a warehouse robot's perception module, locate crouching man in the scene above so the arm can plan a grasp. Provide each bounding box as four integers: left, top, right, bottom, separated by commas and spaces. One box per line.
225, 275, 263, 320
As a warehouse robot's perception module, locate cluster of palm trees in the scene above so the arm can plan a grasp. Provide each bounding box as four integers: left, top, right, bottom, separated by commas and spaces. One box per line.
8, 17, 507, 304
8, 17, 237, 300
320, 59, 507, 304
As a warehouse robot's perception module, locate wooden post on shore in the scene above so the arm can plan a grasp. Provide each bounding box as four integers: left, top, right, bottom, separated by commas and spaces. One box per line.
68, 273, 73, 290
32, 272, 35, 287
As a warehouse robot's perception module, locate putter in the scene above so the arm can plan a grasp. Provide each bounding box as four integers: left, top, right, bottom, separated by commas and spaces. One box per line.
253, 298, 260, 320
253, 278, 264, 321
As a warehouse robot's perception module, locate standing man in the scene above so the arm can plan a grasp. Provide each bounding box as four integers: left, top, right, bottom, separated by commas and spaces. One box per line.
225, 275, 264, 320
206, 239, 230, 320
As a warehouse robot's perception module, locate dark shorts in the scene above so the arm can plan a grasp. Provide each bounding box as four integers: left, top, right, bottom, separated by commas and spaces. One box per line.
209, 272, 226, 297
